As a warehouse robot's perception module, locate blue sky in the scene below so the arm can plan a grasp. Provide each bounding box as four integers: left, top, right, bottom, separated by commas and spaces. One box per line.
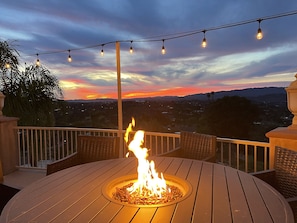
1, 0, 297, 100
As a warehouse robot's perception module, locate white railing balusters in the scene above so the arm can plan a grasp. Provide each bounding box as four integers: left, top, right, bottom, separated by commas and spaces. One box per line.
228, 143, 232, 167
236, 144, 240, 170
216, 137, 270, 172
14, 127, 270, 173
264, 146, 268, 170
254, 146, 257, 173
245, 144, 248, 172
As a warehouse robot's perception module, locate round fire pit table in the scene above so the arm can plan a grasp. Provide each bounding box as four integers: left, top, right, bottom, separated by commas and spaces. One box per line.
0, 157, 294, 223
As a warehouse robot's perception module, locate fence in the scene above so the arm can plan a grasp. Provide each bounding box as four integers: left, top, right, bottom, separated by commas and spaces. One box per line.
15, 127, 270, 173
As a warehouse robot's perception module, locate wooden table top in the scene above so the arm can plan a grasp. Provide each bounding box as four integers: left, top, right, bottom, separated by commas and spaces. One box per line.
0, 157, 294, 223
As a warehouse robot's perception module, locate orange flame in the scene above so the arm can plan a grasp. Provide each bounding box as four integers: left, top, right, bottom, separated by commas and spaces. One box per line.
125, 118, 167, 197
124, 117, 135, 158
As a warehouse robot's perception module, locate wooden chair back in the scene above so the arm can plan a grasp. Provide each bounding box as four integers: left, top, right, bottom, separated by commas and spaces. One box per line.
0, 159, 3, 184
274, 146, 297, 198
180, 131, 216, 161
77, 135, 120, 164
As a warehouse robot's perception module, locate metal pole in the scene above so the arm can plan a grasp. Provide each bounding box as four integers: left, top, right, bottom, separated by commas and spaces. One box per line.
116, 41, 123, 157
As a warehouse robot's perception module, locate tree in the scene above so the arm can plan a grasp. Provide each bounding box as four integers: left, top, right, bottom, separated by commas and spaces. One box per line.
0, 40, 19, 71
0, 40, 63, 126
197, 96, 259, 139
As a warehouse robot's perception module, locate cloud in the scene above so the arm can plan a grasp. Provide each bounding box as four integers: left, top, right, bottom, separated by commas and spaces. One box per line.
1, 0, 297, 99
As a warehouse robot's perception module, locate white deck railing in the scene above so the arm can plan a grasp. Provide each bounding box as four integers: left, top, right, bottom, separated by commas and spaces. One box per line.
216, 137, 270, 172
15, 126, 270, 173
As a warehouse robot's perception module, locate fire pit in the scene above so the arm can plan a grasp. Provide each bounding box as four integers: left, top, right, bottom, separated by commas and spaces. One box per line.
102, 173, 192, 207
103, 118, 192, 207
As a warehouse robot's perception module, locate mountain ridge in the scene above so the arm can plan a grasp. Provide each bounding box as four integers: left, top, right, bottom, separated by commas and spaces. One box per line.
67, 87, 287, 103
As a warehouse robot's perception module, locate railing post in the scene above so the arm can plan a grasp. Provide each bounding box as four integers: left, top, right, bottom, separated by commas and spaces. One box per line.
0, 116, 19, 175
116, 41, 124, 158
0, 92, 5, 116
286, 73, 297, 128
266, 128, 297, 169
266, 74, 297, 169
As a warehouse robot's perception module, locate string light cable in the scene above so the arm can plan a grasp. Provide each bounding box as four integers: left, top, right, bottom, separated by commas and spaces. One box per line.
21, 9, 297, 61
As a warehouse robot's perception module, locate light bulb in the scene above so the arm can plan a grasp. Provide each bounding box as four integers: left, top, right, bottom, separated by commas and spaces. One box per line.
129, 41, 133, 54
257, 28, 263, 40
68, 50, 72, 62
201, 30, 207, 48
161, 40, 166, 55
100, 44, 104, 56
36, 54, 40, 66
201, 37, 207, 48
161, 46, 166, 55
256, 19, 263, 40
5, 63, 10, 69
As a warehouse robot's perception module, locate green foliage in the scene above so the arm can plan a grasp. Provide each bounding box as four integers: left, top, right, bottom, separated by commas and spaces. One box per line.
0, 40, 63, 126
197, 96, 259, 139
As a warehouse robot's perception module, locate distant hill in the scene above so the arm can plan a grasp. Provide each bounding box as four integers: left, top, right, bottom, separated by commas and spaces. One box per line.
183, 87, 287, 104
67, 87, 287, 105
135, 87, 287, 104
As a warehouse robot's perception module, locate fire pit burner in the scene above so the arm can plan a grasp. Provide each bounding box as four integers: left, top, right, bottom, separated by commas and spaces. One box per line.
102, 174, 192, 207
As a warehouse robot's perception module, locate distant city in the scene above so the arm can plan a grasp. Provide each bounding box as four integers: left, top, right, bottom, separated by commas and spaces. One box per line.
54, 87, 292, 142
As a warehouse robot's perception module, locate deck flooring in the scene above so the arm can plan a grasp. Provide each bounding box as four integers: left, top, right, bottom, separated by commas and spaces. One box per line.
3, 168, 46, 189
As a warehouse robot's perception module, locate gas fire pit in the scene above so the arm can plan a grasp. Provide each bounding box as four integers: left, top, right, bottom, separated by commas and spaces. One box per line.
103, 174, 191, 207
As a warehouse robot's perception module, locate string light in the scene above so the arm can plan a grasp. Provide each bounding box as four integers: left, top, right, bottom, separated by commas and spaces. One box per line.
24, 10, 297, 62
68, 50, 72, 62
101, 44, 104, 56
161, 39, 166, 55
5, 63, 10, 69
129, 41, 133, 54
36, 54, 40, 66
256, 19, 263, 40
201, 30, 207, 48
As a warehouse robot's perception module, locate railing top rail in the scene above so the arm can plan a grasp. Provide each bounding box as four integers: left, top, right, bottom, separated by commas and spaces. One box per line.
14, 126, 120, 133
14, 126, 180, 137
217, 137, 269, 146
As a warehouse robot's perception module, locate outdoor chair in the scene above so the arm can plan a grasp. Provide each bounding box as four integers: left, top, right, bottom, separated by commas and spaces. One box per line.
161, 131, 217, 162
0, 160, 20, 215
46, 135, 120, 175
252, 146, 297, 221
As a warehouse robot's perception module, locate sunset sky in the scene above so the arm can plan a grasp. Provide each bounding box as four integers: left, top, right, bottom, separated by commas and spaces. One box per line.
1, 1, 297, 100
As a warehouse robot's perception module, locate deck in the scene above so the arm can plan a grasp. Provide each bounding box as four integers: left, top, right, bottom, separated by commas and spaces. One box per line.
3, 168, 46, 190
